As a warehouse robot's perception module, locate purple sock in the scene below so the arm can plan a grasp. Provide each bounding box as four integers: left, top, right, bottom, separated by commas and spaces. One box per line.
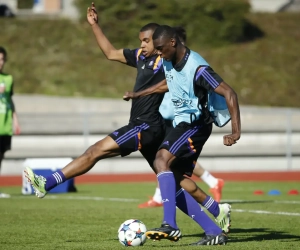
157, 171, 177, 229
176, 189, 221, 235
201, 195, 220, 218
45, 170, 66, 191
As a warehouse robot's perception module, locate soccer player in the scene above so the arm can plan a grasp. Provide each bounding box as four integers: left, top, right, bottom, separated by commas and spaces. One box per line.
136, 27, 224, 208
141, 25, 241, 245
25, 3, 230, 242
0, 46, 21, 198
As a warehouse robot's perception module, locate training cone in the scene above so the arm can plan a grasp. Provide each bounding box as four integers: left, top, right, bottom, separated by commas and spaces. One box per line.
288, 189, 299, 195
253, 190, 264, 195
268, 190, 281, 195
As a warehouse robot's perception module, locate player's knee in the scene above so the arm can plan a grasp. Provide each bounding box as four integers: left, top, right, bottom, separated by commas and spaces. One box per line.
184, 183, 198, 195
83, 143, 105, 162
154, 152, 169, 173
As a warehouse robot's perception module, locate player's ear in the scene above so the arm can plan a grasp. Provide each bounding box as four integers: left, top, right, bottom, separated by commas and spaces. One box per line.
170, 38, 176, 47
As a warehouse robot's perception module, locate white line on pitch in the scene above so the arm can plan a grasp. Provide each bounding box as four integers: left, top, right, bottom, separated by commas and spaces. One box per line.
223, 199, 300, 204
274, 200, 300, 204
232, 209, 300, 216
48, 195, 140, 202
20, 195, 140, 202
18, 196, 300, 210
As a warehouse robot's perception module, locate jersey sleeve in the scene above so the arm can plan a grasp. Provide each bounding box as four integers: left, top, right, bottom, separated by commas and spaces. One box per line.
123, 48, 139, 68
194, 66, 223, 91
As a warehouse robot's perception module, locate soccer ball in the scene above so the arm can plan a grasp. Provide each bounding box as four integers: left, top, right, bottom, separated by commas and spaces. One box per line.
118, 219, 147, 246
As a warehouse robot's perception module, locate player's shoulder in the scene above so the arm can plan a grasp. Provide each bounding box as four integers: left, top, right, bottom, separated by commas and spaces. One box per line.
0, 72, 13, 79
0, 72, 11, 76
189, 50, 204, 61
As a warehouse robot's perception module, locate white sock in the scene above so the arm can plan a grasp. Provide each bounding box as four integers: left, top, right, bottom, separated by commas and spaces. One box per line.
200, 170, 218, 188
152, 187, 162, 203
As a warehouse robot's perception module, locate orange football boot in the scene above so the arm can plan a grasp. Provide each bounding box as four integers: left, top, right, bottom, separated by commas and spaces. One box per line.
138, 197, 163, 208
209, 179, 224, 203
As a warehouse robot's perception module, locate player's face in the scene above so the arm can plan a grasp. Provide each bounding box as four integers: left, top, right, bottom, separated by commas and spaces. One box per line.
0, 53, 5, 72
139, 30, 155, 57
153, 37, 176, 61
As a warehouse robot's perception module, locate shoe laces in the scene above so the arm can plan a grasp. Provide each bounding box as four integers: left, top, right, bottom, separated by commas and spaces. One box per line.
35, 174, 46, 183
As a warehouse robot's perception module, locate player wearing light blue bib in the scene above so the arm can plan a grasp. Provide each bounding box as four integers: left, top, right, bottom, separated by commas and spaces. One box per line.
146, 25, 241, 245
129, 27, 230, 244
163, 50, 209, 126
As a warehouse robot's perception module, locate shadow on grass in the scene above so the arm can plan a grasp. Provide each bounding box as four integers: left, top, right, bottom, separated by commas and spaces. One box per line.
230, 228, 300, 242
183, 228, 300, 243
148, 244, 193, 248
108, 239, 192, 248
222, 200, 272, 204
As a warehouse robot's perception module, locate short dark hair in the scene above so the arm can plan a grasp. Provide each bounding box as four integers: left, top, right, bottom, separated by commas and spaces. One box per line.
0, 47, 7, 61
140, 23, 160, 33
152, 25, 177, 41
173, 26, 186, 44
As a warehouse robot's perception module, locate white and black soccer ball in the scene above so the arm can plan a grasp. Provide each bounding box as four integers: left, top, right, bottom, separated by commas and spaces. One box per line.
118, 219, 147, 247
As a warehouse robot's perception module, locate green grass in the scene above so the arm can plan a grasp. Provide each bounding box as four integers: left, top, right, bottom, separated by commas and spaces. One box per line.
1, 12, 300, 107
1, 181, 300, 249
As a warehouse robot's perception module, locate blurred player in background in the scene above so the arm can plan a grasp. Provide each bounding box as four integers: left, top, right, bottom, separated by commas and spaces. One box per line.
0, 46, 21, 198
136, 27, 224, 208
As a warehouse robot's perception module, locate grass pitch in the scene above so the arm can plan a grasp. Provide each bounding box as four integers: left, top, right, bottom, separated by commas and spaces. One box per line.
0, 181, 299, 249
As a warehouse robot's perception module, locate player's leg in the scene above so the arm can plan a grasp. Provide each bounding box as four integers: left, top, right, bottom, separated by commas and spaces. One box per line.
138, 128, 166, 208
176, 123, 228, 222
193, 162, 224, 203
138, 119, 172, 208
0, 135, 11, 172
0, 136, 11, 198
25, 136, 121, 198
138, 181, 162, 208
25, 123, 146, 198
146, 159, 229, 244
179, 176, 231, 234
146, 148, 180, 241
172, 155, 230, 233
174, 178, 228, 245
0, 151, 3, 172
146, 123, 196, 241
172, 169, 227, 241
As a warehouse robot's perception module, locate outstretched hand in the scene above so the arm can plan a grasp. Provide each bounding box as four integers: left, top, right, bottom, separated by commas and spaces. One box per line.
87, 2, 98, 25
223, 133, 240, 146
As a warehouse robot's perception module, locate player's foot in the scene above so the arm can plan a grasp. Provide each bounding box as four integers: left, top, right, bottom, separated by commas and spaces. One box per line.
0, 193, 10, 198
138, 197, 163, 208
216, 203, 231, 233
209, 178, 224, 203
146, 224, 182, 242
24, 167, 47, 198
190, 233, 228, 245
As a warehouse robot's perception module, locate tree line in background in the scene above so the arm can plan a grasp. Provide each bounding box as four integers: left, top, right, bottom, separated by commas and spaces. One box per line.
76, 0, 263, 47
1, 0, 299, 107
18, 0, 263, 46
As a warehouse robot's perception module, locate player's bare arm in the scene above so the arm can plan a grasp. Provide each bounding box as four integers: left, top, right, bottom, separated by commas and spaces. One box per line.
123, 79, 168, 101
214, 82, 241, 146
87, 2, 126, 63
10, 99, 21, 135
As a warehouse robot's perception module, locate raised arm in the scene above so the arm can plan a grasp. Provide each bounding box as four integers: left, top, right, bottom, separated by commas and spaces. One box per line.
123, 79, 168, 101
87, 2, 126, 63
